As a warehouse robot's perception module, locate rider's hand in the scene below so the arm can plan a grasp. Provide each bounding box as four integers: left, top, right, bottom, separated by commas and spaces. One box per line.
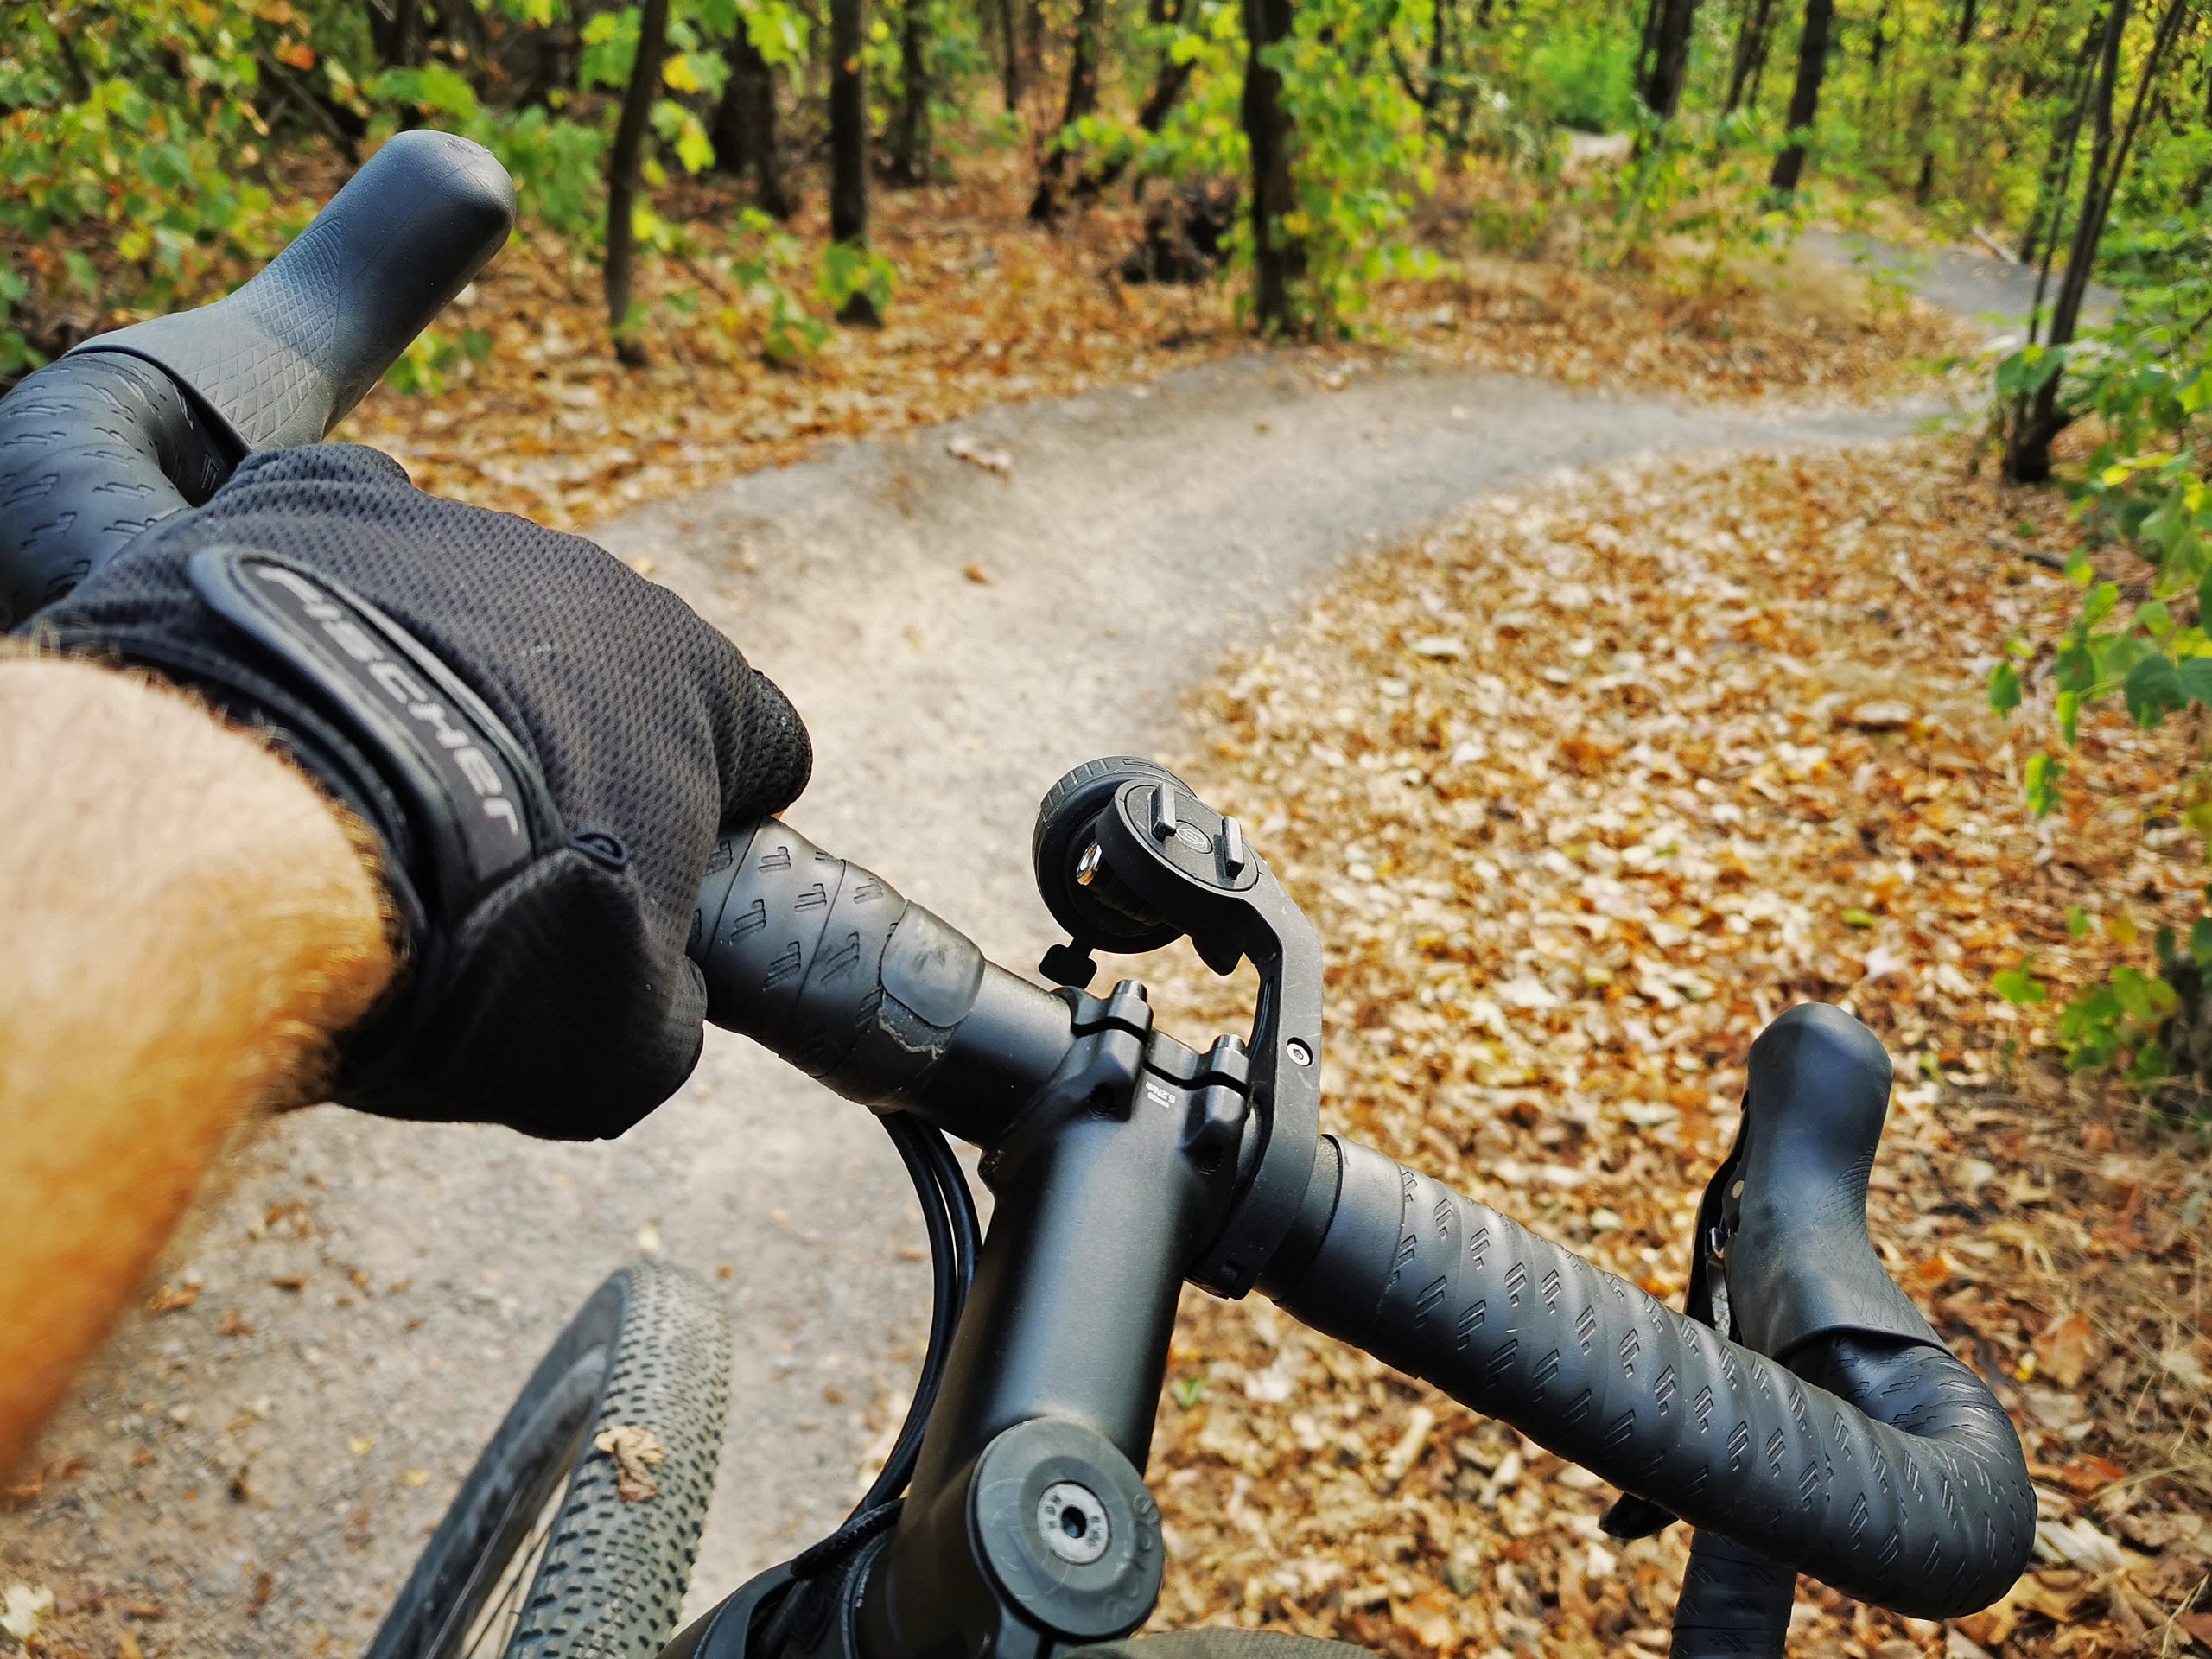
33, 444, 810, 1140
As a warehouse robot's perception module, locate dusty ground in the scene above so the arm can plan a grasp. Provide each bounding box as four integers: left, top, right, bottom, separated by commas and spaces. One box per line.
0, 249, 2068, 1657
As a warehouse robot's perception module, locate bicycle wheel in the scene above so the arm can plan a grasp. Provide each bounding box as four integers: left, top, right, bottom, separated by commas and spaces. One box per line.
365, 1261, 732, 1659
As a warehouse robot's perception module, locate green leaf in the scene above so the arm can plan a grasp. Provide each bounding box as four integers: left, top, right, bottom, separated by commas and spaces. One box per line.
1169, 1376, 1205, 1408
2125, 655, 2186, 728
675, 113, 714, 174
2066, 906, 2093, 938
1993, 959, 2048, 1006
1987, 660, 2022, 717
2024, 751, 2065, 817
1841, 906, 1877, 928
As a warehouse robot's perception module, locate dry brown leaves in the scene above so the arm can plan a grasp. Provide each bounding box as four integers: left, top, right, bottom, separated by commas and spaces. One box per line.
593, 1423, 665, 1503
321, 150, 1968, 530
1128, 438, 2212, 1659
333, 151, 1237, 527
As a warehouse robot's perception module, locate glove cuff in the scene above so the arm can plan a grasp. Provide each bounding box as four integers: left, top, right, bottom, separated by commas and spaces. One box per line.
53, 543, 569, 1104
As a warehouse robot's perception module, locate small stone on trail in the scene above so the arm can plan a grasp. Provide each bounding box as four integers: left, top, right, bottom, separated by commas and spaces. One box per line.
1845, 699, 1916, 730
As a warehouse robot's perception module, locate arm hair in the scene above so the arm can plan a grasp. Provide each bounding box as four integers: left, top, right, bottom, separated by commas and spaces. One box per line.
0, 653, 396, 1476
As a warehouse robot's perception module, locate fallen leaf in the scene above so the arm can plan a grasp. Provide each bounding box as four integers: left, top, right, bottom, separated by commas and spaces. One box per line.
0, 1584, 54, 1641
963, 561, 992, 584
2033, 1311, 2100, 1389
1391, 1590, 1460, 1653
594, 1424, 666, 1502
945, 434, 1013, 475
1380, 1404, 1437, 1484
145, 1282, 200, 1314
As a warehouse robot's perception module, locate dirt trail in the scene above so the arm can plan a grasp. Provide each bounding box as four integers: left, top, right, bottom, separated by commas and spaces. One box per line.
3, 353, 1940, 1653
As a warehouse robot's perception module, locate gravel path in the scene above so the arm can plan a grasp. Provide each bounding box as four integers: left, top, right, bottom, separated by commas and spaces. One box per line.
1798, 228, 2117, 331
3, 351, 1938, 1653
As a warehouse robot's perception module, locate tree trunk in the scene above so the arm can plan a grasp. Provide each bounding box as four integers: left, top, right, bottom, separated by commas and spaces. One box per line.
605, 0, 671, 366
1768, 0, 1834, 194
368, 0, 422, 66
712, 29, 794, 219
1023, 0, 1045, 86
1640, 0, 1702, 120
827, 0, 865, 229
998, 0, 1020, 111
1725, 0, 1777, 113
1240, 0, 1302, 332
1028, 0, 1102, 220
2016, 29, 2097, 262
1074, 0, 1198, 197
1910, 0, 1978, 200
890, 0, 931, 183
1636, 0, 1667, 92
2007, 0, 2188, 481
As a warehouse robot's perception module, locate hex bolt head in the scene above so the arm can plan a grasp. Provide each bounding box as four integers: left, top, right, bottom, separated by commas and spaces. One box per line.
1036, 1480, 1112, 1566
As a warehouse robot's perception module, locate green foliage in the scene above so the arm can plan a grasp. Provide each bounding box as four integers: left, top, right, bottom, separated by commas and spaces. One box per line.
1268, 0, 1440, 329
818, 239, 898, 317
0, 1, 314, 368
1519, 14, 1639, 135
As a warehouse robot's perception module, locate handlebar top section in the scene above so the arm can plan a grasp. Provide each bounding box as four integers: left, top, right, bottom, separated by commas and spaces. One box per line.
0, 131, 512, 630
71, 130, 513, 454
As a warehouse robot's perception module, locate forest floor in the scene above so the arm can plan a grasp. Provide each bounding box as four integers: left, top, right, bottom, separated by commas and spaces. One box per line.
1141, 438, 2212, 1659
5, 155, 2202, 1659
329, 149, 1974, 527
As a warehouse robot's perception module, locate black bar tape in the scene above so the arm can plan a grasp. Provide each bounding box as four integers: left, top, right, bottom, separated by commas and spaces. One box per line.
1670, 1532, 1796, 1659
0, 353, 233, 629
1275, 1139, 2032, 1618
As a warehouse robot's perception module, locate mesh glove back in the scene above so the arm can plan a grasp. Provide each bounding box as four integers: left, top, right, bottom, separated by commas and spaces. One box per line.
33, 445, 811, 1140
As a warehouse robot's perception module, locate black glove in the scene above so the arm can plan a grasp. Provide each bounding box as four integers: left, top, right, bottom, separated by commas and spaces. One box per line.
34, 444, 811, 1140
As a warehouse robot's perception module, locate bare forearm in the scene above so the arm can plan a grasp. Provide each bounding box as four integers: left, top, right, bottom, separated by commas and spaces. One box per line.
0, 655, 396, 1474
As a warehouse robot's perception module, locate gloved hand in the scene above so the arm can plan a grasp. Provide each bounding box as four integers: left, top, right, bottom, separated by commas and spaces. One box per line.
33, 444, 810, 1140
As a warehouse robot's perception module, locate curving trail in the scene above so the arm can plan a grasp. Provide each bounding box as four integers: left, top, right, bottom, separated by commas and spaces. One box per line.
3, 330, 1969, 1651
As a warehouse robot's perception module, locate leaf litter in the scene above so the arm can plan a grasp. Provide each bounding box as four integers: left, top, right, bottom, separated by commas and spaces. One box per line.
325, 152, 1973, 532
1109, 436, 2211, 1659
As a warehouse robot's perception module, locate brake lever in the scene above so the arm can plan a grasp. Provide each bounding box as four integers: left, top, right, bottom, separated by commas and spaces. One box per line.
1029, 760, 1322, 1299
1601, 1140, 1745, 1541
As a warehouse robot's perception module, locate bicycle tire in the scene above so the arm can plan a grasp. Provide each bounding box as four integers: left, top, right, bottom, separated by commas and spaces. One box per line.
365, 1261, 732, 1659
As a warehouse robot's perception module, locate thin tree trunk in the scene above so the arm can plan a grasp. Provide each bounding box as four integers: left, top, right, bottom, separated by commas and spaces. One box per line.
2009, 0, 2189, 480
890, 0, 931, 183
1241, 0, 1302, 332
998, 0, 1020, 111
2017, 30, 2098, 262
367, 0, 422, 65
1912, 0, 1978, 200
605, 0, 671, 366
830, 0, 876, 321
1028, 0, 1102, 220
712, 29, 794, 219
1768, 0, 1834, 194
1074, 0, 1198, 197
1637, 0, 1668, 92
1640, 0, 1702, 120
1725, 0, 1777, 113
